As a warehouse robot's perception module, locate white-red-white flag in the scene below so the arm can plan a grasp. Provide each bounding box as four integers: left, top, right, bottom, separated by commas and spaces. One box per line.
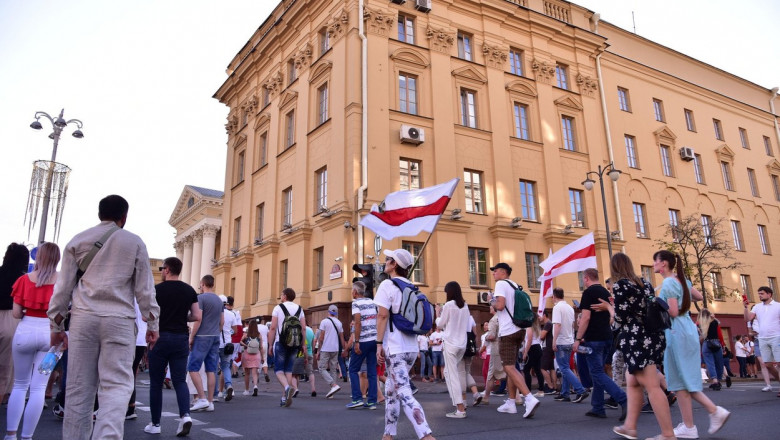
359, 178, 459, 240
537, 233, 597, 314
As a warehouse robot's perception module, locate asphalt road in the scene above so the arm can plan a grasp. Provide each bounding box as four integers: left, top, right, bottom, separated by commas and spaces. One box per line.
4, 372, 778, 439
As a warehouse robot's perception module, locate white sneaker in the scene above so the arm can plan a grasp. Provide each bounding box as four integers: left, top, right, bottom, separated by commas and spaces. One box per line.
144, 423, 161, 434
497, 399, 518, 414
523, 395, 540, 419
217, 391, 224, 399
446, 410, 467, 418
242, 390, 251, 396
761, 385, 772, 392
326, 384, 341, 398
673, 422, 699, 439
189, 398, 210, 412
204, 402, 215, 412
176, 415, 192, 437
708, 406, 730, 435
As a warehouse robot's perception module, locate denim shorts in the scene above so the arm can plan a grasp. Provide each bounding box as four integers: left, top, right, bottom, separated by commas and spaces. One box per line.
188, 335, 220, 373
273, 342, 298, 374
431, 350, 444, 366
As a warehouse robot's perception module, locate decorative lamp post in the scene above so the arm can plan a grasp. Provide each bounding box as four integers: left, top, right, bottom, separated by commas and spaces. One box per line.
28, 109, 84, 244
582, 162, 621, 259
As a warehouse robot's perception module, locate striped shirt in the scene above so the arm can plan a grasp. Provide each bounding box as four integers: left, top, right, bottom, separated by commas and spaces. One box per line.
351, 297, 377, 342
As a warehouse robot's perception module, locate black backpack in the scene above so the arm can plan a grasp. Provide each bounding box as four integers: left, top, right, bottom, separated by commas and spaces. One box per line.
464, 331, 477, 357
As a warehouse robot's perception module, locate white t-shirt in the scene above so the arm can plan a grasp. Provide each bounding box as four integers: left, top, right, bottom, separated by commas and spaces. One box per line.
319, 316, 344, 352
373, 278, 419, 355
735, 341, 749, 357
221, 309, 240, 348
272, 301, 303, 338
258, 323, 269, 346
417, 334, 429, 351
429, 331, 444, 351
493, 279, 521, 337
134, 301, 147, 347
751, 300, 780, 338
481, 333, 490, 356
552, 300, 575, 345
435, 300, 471, 349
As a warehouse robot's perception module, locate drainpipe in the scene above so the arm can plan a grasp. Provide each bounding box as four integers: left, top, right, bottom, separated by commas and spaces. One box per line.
770, 88, 780, 152
357, 0, 368, 264
594, 27, 623, 241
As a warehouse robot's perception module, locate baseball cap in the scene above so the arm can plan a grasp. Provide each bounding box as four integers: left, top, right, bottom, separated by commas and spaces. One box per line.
219, 294, 228, 303
490, 262, 512, 275
328, 304, 338, 315
383, 248, 414, 270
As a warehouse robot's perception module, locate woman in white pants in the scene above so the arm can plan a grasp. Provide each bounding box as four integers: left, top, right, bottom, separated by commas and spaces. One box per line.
5, 242, 60, 440
435, 281, 471, 419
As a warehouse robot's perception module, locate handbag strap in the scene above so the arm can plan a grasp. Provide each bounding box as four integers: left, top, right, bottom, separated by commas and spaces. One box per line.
78, 225, 120, 276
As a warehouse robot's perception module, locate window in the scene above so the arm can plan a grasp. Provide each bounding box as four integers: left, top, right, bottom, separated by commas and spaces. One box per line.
241, 109, 248, 127
641, 266, 654, 284
748, 168, 760, 197
758, 224, 771, 254
460, 89, 477, 128
513, 102, 529, 140
399, 73, 418, 115
255, 203, 264, 241
232, 217, 241, 250
721, 161, 734, 191
315, 167, 327, 212
660, 145, 674, 177
669, 209, 681, 241
398, 14, 414, 43
525, 253, 543, 290
285, 110, 296, 148
731, 220, 744, 251
230, 278, 236, 297
463, 170, 484, 214
617, 87, 631, 112
739, 128, 750, 149
287, 59, 297, 85
692, 153, 705, 184
319, 27, 330, 56
710, 272, 724, 300
769, 277, 778, 294
317, 83, 329, 125
509, 48, 523, 75
457, 31, 473, 61
765, 136, 775, 156
282, 187, 293, 227
403, 241, 424, 284
280, 259, 288, 290
633, 203, 648, 238
400, 158, 421, 191
262, 87, 270, 107
555, 64, 568, 89
773, 175, 780, 201
569, 189, 585, 227
684, 109, 696, 131
252, 269, 260, 304
701, 215, 713, 246
625, 135, 639, 168
713, 119, 724, 141
741, 275, 753, 303
258, 132, 268, 167
468, 247, 488, 286
314, 247, 324, 289
577, 271, 586, 291
235, 150, 245, 184
561, 115, 576, 151
652, 98, 665, 122
518, 180, 538, 221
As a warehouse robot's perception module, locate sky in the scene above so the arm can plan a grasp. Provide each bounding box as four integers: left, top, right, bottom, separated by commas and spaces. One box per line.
0, 0, 777, 260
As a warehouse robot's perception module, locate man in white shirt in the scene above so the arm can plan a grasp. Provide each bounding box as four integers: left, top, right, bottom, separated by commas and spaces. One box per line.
490, 262, 540, 418
346, 281, 379, 409
268, 288, 306, 408
417, 334, 430, 382
258, 321, 270, 382
429, 327, 444, 382
744, 286, 780, 393
317, 304, 346, 398
374, 249, 434, 440
218, 295, 240, 401
551, 287, 588, 402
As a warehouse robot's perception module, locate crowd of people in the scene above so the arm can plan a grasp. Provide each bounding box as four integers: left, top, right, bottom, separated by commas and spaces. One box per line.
1, 196, 778, 439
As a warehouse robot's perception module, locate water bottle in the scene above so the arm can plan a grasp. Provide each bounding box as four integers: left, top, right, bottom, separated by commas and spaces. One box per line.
576, 345, 593, 355
38, 343, 65, 375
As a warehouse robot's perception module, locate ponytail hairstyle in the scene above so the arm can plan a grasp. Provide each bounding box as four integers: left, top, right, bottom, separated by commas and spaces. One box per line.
653, 249, 691, 314
698, 308, 713, 334
34, 242, 60, 287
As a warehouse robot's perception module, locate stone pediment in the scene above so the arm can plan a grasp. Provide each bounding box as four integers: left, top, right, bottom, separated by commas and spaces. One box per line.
169, 185, 224, 227
309, 61, 333, 83
254, 112, 271, 129
653, 126, 677, 145
390, 48, 429, 68
451, 66, 487, 84
278, 90, 298, 109
715, 144, 735, 161
766, 158, 780, 173
505, 79, 537, 97
553, 95, 583, 111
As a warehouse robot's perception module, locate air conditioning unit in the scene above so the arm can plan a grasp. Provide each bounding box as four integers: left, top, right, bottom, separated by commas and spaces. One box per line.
680, 146, 695, 161
477, 291, 492, 305
400, 124, 425, 145
390, 0, 406, 4
415, 0, 431, 13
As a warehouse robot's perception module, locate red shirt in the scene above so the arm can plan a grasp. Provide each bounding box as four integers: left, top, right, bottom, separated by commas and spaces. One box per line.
11, 275, 54, 318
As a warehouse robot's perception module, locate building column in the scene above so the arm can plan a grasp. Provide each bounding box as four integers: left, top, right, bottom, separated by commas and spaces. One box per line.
200, 224, 218, 279
181, 236, 193, 285
174, 241, 184, 263
190, 229, 203, 287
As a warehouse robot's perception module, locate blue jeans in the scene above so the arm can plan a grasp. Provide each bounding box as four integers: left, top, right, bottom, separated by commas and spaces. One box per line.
431, 350, 444, 366
349, 341, 378, 403
576, 351, 592, 388
214, 345, 233, 397
187, 335, 220, 372
555, 345, 585, 397
148, 332, 190, 423
702, 341, 724, 381
419, 350, 428, 378
339, 353, 348, 379
583, 340, 626, 414
273, 342, 297, 374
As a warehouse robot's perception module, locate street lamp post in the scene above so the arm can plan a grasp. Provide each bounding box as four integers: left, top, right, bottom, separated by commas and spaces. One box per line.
29, 109, 84, 244
582, 162, 621, 259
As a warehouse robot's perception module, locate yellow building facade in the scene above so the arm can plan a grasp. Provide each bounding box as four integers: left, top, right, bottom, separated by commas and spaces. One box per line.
211, 0, 780, 336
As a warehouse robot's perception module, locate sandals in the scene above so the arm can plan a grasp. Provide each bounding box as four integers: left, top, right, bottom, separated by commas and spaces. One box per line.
613, 426, 638, 440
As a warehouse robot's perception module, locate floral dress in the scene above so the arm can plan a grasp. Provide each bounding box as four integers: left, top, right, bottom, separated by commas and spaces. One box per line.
613, 278, 666, 374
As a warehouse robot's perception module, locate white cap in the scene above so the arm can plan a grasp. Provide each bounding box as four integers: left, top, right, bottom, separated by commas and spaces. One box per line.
219, 294, 228, 303
383, 248, 414, 270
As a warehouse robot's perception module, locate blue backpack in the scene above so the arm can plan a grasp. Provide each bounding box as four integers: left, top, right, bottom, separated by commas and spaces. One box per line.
389, 278, 434, 335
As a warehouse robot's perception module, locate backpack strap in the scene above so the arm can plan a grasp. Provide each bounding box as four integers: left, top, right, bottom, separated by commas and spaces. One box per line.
77, 225, 119, 280
500, 279, 518, 321
327, 317, 343, 353
281, 304, 290, 317
388, 277, 409, 333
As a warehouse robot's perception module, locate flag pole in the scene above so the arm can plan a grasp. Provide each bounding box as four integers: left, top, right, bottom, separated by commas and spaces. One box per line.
408, 229, 435, 275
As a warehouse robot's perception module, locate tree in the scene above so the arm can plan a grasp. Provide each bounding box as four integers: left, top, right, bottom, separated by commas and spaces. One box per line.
656, 214, 744, 309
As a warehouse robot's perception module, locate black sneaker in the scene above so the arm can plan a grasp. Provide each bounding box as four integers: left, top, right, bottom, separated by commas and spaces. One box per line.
641, 402, 654, 413
544, 386, 557, 395
554, 394, 571, 402
52, 403, 64, 420
604, 398, 619, 409
572, 392, 589, 403
725, 376, 732, 388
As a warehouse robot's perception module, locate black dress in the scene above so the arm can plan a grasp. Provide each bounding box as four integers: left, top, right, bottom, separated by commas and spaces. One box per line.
613, 278, 666, 374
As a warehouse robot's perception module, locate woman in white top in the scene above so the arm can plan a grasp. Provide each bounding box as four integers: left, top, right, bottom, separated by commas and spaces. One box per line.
435, 281, 471, 418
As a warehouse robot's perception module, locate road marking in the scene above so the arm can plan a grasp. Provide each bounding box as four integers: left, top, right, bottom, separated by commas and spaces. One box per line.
202, 427, 243, 437
136, 406, 150, 412
161, 412, 178, 417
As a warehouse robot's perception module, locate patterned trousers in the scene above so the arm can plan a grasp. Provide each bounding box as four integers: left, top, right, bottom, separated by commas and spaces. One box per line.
384, 351, 432, 439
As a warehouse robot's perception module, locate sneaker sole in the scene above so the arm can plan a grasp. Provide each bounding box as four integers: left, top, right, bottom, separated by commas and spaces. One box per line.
225, 388, 233, 401
326, 387, 341, 398
284, 387, 294, 407
177, 421, 192, 437
708, 411, 730, 435
524, 401, 540, 418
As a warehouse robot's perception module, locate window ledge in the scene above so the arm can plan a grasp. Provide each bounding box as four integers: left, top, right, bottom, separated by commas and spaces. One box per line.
277, 143, 296, 158
308, 118, 332, 136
